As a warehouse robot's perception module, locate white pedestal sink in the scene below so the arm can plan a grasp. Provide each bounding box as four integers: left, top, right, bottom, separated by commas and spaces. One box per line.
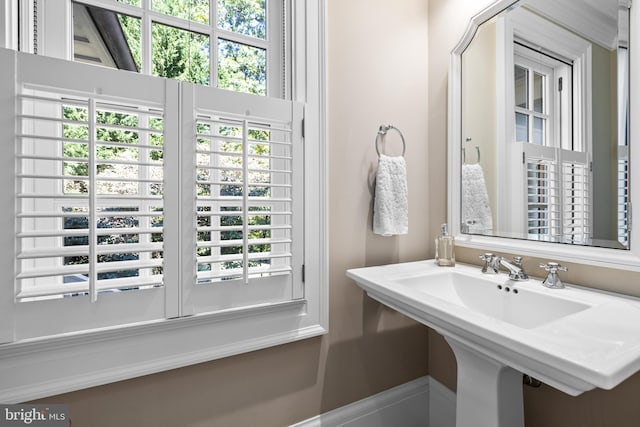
446, 337, 524, 427
347, 261, 640, 427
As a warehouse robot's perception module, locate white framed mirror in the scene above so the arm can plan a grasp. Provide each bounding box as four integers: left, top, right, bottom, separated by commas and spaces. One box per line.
448, 0, 640, 271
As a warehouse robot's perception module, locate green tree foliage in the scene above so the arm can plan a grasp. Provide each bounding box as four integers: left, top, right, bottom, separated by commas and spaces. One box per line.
217, 40, 266, 95
217, 0, 265, 39
153, 0, 210, 24
152, 22, 210, 86
116, 0, 266, 94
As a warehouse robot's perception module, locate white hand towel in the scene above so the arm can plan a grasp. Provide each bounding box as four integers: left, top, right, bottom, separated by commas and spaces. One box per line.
461, 163, 493, 234
373, 154, 408, 236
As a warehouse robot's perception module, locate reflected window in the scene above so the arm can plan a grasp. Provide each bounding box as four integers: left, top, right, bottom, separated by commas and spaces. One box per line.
514, 44, 591, 243
513, 52, 557, 146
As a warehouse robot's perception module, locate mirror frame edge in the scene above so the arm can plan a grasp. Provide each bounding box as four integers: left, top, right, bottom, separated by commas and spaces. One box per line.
447, 0, 640, 272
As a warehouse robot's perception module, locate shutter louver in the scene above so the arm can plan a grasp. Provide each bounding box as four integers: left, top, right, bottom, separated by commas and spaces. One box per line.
525, 150, 592, 244
195, 114, 294, 285
618, 157, 630, 246
526, 158, 561, 239
561, 161, 591, 244
16, 90, 165, 302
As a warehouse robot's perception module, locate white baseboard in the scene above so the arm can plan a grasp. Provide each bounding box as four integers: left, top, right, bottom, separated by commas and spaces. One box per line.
428, 377, 456, 427
290, 376, 456, 427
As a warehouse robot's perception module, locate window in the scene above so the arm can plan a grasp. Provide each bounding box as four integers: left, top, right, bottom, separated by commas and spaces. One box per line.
514, 45, 591, 244
493, 7, 595, 241
28, 0, 286, 97
0, 0, 325, 404
514, 62, 549, 146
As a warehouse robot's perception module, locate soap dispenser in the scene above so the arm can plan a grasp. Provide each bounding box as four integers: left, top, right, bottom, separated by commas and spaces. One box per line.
435, 223, 455, 267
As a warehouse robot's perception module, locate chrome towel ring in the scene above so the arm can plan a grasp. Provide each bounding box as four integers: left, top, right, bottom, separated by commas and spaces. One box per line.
375, 124, 406, 157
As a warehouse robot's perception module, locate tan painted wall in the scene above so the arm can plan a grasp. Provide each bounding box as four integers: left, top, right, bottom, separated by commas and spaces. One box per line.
30, 1, 640, 426
429, 1, 640, 425
30, 1, 432, 426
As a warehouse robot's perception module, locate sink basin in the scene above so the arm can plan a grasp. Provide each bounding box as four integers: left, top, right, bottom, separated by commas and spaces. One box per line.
347, 261, 640, 427
394, 270, 590, 329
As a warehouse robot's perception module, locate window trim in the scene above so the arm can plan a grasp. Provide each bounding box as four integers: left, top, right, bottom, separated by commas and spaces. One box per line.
0, 0, 18, 49
0, 0, 327, 403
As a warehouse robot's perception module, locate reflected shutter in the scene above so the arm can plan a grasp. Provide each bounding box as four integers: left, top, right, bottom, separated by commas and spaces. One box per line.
525, 145, 591, 243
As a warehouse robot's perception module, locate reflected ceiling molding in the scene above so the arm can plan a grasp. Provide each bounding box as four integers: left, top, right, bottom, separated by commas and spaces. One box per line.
522, 0, 619, 49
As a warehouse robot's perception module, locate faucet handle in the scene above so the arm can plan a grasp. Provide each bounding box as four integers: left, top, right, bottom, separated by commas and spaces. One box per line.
539, 262, 568, 289
513, 256, 524, 266
479, 253, 499, 274
539, 262, 568, 274
479, 253, 494, 262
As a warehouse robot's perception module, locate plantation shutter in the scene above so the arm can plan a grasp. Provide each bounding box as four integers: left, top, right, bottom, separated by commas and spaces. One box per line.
0, 50, 179, 341
181, 83, 304, 315
559, 150, 591, 244
526, 157, 560, 239
618, 146, 630, 246
524, 144, 591, 244
17, 96, 165, 300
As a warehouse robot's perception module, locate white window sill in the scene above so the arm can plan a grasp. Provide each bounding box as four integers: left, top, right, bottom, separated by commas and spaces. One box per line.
0, 299, 326, 403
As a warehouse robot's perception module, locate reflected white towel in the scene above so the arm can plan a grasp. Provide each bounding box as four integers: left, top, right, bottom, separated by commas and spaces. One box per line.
373, 154, 408, 236
461, 163, 493, 234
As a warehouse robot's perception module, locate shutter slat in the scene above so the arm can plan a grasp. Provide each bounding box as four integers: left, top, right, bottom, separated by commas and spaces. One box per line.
198, 224, 291, 232
18, 227, 163, 238
196, 238, 292, 249
18, 242, 163, 259
17, 258, 163, 280
195, 210, 291, 216
197, 252, 292, 264
16, 275, 163, 300
197, 266, 292, 281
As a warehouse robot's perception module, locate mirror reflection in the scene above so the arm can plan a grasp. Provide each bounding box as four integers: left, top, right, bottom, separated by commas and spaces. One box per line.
460, 0, 630, 249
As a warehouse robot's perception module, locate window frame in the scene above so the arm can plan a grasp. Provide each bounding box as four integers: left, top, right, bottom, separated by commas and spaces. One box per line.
513, 54, 554, 147
0, 0, 327, 403
20, 0, 288, 98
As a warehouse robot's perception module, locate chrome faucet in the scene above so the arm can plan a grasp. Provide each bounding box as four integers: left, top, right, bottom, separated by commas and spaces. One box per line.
499, 256, 528, 281
539, 262, 568, 289
479, 253, 528, 281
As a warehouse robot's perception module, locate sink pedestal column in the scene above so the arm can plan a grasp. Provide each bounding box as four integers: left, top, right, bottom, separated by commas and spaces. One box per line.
446, 337, 524, 427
